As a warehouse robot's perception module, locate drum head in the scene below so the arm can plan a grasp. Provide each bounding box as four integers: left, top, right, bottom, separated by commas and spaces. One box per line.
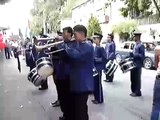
37, 63, 53, 77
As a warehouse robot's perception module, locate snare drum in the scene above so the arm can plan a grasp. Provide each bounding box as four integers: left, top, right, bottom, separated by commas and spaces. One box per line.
28, 68, 45, 86
119, 58, 136, 73
93, 67, 98, 77
104, 60, 118, 77
36, 57, 53, 77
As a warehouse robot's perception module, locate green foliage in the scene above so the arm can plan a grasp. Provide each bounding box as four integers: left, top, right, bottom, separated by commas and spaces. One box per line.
120, 0, 152, 18
112, 20, 137, 41
61, 0, 80, 19
119, 7, 128, 17
30, 0, 65, 35
48, 10, 61, 32
87, 16, 102, 37
30, 16, 43, 35
0, 0, 10, 5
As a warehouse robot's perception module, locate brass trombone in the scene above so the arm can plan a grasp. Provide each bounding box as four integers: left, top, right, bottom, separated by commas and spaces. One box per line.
36, 39, 64, 51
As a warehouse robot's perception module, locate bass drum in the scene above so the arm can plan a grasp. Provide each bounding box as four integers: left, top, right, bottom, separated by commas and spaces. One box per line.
104, 60, 118, 77
28, 68, 45, 86
119, 58, 136, 73
36, 57, 53, 78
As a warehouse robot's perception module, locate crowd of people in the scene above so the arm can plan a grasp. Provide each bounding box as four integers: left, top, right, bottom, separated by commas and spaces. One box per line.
17, 24, 158, 120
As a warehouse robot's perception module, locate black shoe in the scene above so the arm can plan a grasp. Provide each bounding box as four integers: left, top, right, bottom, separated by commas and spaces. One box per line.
104, 80, 113, 82
51, 100, 59, 105
130, 92, 142, 97
51, 100, 60, 107
59, 116, 65, 120
38, 87, 48, 90
92, 100, 102, 104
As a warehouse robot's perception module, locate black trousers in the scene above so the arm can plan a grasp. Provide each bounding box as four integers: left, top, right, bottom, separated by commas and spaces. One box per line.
56, 77, 70, 118
41, 80, 48, 88
5, 47, 10, 59
53, 75, 59, 101
69, 92, 89, 120
130, 67, 142, 94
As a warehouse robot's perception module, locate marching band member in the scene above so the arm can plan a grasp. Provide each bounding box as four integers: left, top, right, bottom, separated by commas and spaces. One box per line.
104, 33, 116, 82
56, 27, 73, 120
51, 31, 63, 107
63, 25, 94, 120
129, 32, 145, 97
151, 46, 160, 120
37, 34, 49, 90
92, 33, 106, 104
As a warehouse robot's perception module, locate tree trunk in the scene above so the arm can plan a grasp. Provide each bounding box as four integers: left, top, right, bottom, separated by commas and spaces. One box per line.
152, 0, 160, 17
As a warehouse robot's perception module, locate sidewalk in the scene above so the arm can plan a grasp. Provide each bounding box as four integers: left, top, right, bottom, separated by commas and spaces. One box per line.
0, 53, 153, 120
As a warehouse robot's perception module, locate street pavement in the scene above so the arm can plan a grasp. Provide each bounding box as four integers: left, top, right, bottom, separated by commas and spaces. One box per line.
0, 53, 156, 120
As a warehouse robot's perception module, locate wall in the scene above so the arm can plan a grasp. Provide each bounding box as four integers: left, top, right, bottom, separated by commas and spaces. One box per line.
60, 18, 73, 31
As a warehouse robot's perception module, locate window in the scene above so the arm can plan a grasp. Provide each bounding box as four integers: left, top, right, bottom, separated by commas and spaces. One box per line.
143, 42, 156, 51
124, 43, 130, 49
131, 43, 135, 50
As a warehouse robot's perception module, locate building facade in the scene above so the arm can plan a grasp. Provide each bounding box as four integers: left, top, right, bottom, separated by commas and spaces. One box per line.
71, 0, 125, 36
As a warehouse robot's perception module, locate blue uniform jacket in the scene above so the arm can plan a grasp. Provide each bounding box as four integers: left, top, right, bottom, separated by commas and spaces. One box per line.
64, 40, 94, 93
37, 41, 48, 59
105, 41, 116, 60
52, 42, 70, 80
26, 44, 37, 68
131, 42, 145, 68
94, 45, 107, 71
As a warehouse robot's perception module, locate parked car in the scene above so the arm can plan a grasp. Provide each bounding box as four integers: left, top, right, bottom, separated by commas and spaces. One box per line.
116, 41, 155, 69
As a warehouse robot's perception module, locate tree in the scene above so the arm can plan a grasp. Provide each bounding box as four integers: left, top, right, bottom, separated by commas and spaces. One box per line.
30, 0, 65, 35
112, 20, 137, 41
87, 16, 102, 37
0, 0, 10, 5
18, 28, 24, 40
120, 0, 152, 18
48, 10, 61, 32
152, 0, 160, 16
30, 16, 43, 35
61, 0, 80, 19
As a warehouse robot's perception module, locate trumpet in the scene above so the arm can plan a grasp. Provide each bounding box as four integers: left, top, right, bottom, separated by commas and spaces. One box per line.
35, 40, 64, 51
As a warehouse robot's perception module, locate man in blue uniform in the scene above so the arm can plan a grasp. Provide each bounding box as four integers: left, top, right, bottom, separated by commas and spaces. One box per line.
130, 32, 145, 97
52, 28, 73, 120
51, 31, 63, 107
104, 33, 116, 82
28, 36, 38, 71
64, 25, 94, 120
92, 33, 106, 104
37, 34, 49, 90
151, 48, 160, 120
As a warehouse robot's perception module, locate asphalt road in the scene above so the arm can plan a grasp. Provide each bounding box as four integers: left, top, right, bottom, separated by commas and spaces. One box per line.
0, 54, 156, 120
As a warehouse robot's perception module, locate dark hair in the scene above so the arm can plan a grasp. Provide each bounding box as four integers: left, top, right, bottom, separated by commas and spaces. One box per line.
108, 33, 114, 40
63, 27, 73, 37
73, 25, 87, 37
87, 38, 93, 43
